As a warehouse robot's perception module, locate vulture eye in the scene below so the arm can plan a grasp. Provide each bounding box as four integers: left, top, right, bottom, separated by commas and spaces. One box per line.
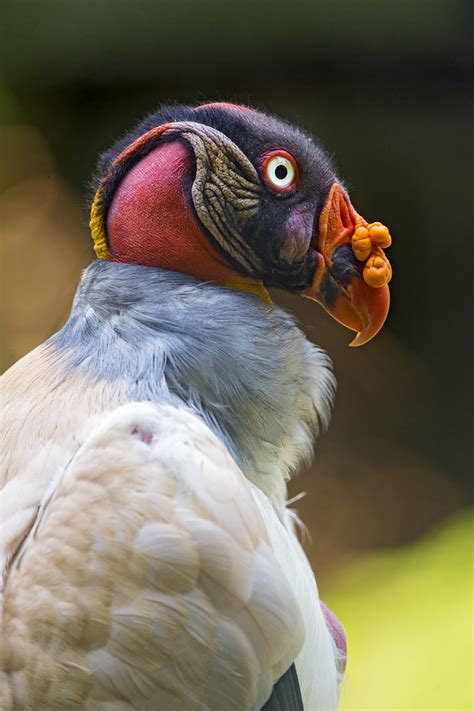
262, 150, 299, 192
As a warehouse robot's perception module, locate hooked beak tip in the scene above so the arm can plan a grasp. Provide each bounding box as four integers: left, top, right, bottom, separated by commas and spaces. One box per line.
303, 182, 392, 346
347, 279, 390, 346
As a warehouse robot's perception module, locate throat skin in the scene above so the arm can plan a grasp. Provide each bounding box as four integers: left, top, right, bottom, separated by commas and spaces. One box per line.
105, 140, 271, 303
48, 260, 335, 506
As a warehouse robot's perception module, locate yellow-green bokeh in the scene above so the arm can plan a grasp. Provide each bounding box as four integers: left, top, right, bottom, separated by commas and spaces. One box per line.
328, 512, 473, 710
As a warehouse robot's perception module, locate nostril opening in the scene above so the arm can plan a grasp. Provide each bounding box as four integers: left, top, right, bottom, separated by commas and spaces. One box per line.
339, 194, 352, 230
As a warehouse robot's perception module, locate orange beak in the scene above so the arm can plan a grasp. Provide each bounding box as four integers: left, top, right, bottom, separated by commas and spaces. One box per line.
303, 183, 391, 346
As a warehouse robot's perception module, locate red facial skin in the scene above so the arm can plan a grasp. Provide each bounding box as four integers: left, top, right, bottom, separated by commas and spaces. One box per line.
107, 141, 244, 285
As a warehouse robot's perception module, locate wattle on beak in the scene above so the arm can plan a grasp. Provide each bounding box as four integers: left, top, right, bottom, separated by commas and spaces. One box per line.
303, 183, 392, 346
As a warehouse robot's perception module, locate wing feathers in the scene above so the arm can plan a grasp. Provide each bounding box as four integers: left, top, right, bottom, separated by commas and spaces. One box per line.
262, 663, 304, 711
2, 403, 304, 710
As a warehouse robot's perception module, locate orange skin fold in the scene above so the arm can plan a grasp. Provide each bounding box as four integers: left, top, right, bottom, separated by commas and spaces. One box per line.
303, 183, 392, 346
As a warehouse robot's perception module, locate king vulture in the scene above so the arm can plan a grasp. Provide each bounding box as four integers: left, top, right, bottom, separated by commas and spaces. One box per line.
0, 102, 392, 710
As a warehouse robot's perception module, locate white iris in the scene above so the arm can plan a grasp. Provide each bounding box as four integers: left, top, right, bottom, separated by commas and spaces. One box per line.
265, 155, 295, 189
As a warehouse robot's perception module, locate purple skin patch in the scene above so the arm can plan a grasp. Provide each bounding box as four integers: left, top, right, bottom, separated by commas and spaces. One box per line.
131, 425, 154, 446
280, 202, 315, 262
320, 601, 347, 674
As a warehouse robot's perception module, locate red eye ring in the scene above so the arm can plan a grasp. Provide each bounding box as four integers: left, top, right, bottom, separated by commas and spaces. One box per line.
261, 149, 299, 192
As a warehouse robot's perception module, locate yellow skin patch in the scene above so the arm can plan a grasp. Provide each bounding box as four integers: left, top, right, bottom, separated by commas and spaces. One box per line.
352, 222, 392, 288
225, 277, 273, 304
90, 187, 110, 260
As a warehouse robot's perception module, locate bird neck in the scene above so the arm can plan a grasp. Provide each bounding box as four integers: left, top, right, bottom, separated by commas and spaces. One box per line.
91, 140, 272, 304
50, 260, 334, 506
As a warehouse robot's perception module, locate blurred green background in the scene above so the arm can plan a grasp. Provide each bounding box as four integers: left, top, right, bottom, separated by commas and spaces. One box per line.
1, 1, 472, 708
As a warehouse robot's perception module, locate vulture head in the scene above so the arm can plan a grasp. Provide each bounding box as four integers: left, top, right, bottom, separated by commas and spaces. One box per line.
90, 102, 392, 345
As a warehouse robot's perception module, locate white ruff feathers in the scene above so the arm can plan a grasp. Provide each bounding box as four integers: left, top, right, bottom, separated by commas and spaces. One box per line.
1, 263, 340, 710
3, 403, 309, 710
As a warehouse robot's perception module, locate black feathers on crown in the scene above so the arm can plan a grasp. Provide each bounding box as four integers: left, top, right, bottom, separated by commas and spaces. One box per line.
92, 103, 335, 198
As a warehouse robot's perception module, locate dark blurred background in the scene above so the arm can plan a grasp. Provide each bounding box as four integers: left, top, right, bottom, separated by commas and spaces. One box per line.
1, 2, 472, 707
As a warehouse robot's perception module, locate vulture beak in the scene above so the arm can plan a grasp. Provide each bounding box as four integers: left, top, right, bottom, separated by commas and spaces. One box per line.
303, 183, 392, 346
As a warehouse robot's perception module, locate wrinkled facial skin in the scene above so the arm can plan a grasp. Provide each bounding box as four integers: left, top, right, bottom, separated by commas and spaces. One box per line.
215, 108, 336, 290
96, 103, 337, 291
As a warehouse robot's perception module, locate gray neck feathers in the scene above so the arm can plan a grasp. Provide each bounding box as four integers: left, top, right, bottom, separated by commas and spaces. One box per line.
51, 260, 335, 505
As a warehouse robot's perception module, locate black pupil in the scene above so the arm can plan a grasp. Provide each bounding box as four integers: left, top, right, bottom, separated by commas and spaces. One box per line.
275, 164, 288, 180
